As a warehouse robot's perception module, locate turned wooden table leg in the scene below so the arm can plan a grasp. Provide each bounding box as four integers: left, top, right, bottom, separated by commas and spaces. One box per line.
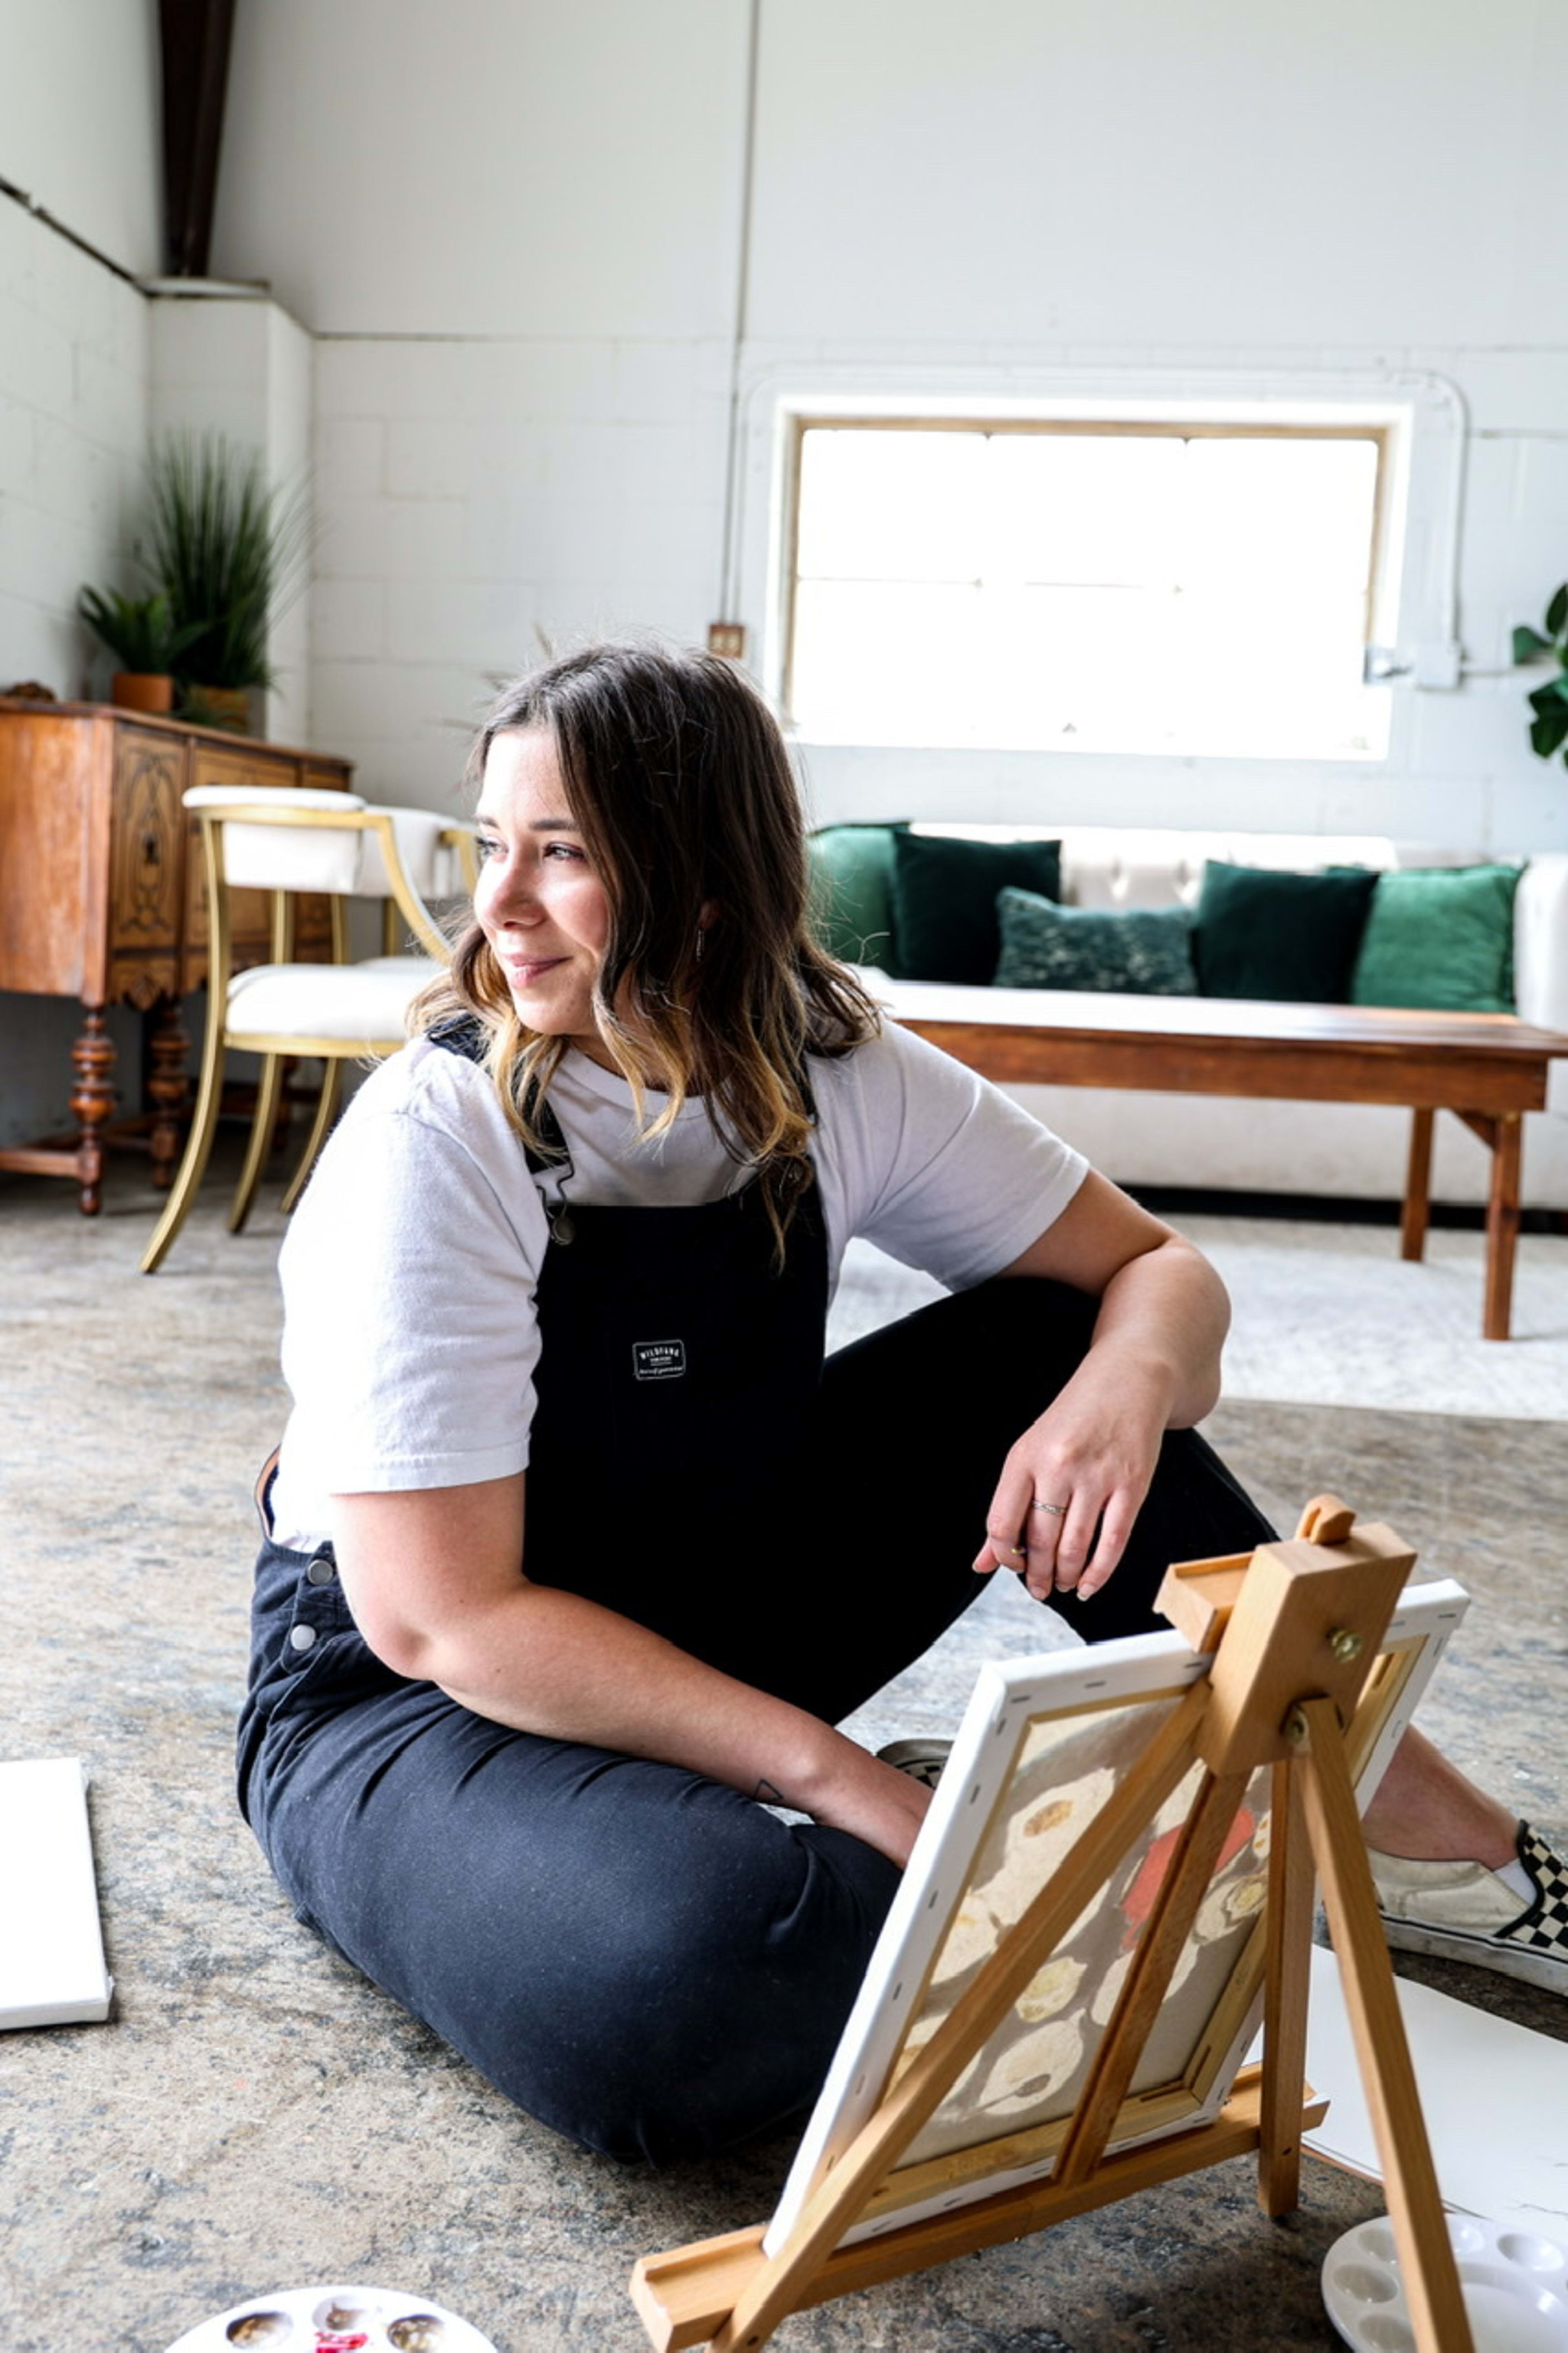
1483, 1110, 1523, 1342
1400, 1107, 1434, 1262
146, 999, 190, 1190
69, 1006, 117, 1215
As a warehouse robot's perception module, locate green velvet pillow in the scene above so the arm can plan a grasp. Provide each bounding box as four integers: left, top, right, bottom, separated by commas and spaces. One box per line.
806, 823, 907, 972
994, 889, 1198, 995
1350, 863, 1521, 1012
1192, 861, 1379, 1001
891, 832, 1062, 985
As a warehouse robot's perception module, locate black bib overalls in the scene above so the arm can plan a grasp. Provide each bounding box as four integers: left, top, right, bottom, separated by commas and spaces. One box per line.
238, 1056, 1272, 2162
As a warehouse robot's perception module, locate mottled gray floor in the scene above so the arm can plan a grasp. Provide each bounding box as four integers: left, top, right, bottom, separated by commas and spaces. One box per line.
1, 1148, 1563, 2353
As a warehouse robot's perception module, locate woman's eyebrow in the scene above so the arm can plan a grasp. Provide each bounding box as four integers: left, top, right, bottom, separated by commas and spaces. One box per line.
526, 814, 580, 832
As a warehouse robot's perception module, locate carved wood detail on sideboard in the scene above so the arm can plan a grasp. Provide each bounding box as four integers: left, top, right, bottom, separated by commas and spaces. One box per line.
0, 698, 353, 1212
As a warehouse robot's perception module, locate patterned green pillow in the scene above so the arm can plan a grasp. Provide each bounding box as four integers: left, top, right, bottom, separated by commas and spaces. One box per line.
993, 889, 1199, 995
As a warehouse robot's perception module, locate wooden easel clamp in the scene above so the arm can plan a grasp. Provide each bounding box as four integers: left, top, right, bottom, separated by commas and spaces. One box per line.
630, 1497, 1476, 2353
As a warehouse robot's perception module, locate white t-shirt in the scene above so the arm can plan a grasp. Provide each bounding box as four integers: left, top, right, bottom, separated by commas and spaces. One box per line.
269, 1022, 1088, 1549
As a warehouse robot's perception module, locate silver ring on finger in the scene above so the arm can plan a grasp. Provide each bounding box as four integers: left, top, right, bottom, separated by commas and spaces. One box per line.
1031, 1499, 1068, 1516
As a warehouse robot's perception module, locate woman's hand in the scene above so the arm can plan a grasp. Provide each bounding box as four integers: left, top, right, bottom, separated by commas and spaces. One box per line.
972, 1343, 1169, 1600
971, 1170, 1229, 1600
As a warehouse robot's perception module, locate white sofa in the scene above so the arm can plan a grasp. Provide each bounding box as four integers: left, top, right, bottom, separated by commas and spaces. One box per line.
876, 828, 1568, 1212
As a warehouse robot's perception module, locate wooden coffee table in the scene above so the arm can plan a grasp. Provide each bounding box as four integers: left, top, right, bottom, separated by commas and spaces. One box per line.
878, 980, 1568, 1341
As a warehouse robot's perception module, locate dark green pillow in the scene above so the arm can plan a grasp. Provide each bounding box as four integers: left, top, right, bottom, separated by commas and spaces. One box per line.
994, 889, 1198, 996
1192, 861, 1379, 1001
1351, 863, 1521, 1012
892, 832, 1062, 984
806, 823, 907, 972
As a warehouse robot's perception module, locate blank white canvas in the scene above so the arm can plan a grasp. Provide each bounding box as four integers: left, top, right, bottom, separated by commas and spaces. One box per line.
1301, 1943, 1568, 2238
0, 1758, 114, 2029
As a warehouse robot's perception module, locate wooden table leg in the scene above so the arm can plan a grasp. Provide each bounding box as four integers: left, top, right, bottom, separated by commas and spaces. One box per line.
146, 999, 190, 1191
1483, 1111, 1523, 1342
69, 1006, 116, 1215
1401, 1108, 1434, 1263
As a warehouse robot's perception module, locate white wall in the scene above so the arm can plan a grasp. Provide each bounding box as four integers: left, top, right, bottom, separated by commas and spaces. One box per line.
207, 0, 1568, 855
0, 0, 163, 280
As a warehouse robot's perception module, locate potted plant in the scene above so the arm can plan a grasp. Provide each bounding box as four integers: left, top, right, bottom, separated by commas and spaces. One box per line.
76, 587, 204, 714
1514, 586, 1568, 763
143, 433, 312, 734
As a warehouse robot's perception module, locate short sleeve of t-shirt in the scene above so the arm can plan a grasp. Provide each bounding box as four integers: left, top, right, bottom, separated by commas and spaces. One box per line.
809, 1022, 1088, 1290
272, 1043, 550, 1529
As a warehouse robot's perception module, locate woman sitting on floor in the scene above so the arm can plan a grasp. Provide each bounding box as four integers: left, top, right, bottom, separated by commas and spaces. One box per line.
238, 641, 1562, 2164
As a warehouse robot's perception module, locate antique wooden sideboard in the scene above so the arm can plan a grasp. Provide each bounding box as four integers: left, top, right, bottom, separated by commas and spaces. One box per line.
0, 697, 352, 1212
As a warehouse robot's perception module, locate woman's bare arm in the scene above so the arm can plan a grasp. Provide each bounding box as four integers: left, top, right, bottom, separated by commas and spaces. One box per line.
329, 1478, 931, 1867
975, 1169, 1230, 1602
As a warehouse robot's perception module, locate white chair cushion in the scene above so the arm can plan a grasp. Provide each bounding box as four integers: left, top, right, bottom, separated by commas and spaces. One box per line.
225, 959, 434, 1043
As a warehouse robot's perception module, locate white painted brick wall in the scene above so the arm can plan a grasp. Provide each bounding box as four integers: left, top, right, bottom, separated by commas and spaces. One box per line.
307, 336, 732, 807
0, 200, 149, 701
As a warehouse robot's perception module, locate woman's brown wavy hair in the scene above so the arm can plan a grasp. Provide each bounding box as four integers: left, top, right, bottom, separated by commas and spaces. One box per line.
412, 641, 880, 1235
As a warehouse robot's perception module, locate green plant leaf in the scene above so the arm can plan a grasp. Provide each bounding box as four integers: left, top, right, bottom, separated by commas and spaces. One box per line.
1530, 707, 1568, 758
1513, 624, 1552, 663
144, 433, 314, 691
77, 584, 207, 671
1546, 584, 1568, 639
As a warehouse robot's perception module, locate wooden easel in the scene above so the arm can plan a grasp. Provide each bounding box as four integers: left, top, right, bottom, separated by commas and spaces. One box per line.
632, 1500, 1477, 2353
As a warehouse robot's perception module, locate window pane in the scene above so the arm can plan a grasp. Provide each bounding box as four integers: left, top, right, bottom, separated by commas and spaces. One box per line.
986, 434, 1185, 588
796, 429, 989, 582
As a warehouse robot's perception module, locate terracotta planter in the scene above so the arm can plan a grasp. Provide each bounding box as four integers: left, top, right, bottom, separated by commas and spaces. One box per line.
111, 672, 175, 715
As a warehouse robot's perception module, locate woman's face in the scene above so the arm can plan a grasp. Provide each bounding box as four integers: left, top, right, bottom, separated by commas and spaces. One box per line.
473, 727, 615, 1064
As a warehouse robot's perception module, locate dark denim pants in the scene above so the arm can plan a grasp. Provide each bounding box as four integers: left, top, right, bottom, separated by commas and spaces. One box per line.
237, 1281, 1272, 2163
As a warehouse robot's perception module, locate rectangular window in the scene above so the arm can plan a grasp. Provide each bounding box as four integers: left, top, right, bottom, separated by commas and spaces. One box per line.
784, 418, 1391, 760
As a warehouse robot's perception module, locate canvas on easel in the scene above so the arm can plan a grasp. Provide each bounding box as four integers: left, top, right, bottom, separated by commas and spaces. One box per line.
766, 1575, 1466, 2255
632, 1501, 1480, 2353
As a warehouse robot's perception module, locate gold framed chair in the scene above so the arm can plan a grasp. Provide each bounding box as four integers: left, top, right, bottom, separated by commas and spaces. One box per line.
140, 786, 472, 1274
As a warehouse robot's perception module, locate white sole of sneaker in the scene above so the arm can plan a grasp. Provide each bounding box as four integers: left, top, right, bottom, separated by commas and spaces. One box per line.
1381, 1913, 1567, 1994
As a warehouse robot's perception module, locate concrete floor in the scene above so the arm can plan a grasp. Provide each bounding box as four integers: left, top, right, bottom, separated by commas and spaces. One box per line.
2, 1146, 1564, 2353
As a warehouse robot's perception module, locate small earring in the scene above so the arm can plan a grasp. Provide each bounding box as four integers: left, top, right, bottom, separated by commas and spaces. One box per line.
695, 927, 706, 962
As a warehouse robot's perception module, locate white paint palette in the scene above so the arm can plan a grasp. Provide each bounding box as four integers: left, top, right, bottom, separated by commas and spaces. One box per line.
1323, 2217, 1568, 2353
160, 2285, 500, 2353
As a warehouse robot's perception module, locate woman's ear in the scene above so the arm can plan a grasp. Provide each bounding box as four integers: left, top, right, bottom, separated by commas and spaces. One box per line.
697, 898, 719, 934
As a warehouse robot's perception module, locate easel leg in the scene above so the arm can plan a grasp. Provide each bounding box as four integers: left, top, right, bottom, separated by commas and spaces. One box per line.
1257, 1756, 1313, 2218
1296, 1697, 1474, 2353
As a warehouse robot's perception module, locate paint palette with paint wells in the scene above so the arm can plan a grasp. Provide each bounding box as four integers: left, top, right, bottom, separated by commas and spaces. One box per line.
1323, 2216, 1568, 2353
160, 2285, 500, 2353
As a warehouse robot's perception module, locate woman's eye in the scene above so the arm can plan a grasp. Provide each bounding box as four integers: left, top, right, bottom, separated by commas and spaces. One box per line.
543, 841, 586, 862
475, 833, 504, 862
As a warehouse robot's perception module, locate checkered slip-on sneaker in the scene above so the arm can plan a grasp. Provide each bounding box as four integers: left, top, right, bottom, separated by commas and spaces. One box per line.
876, 1739, 952, 1792
1370, 1821, 1568, 1995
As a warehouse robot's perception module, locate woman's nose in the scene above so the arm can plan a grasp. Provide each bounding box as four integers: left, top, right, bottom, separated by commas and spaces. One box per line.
489, 862, 541, 922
